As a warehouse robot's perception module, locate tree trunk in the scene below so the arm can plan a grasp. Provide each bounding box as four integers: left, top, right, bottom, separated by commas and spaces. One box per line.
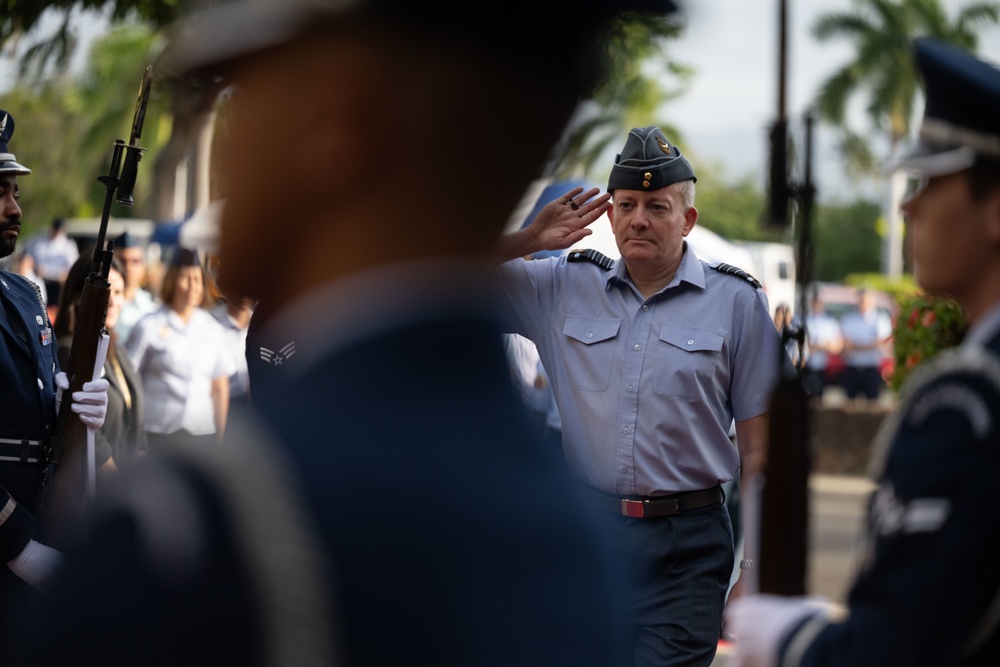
148, 80, 219, 222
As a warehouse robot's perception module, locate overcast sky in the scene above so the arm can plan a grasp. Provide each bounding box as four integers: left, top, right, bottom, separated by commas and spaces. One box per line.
666, 0, 1000, 200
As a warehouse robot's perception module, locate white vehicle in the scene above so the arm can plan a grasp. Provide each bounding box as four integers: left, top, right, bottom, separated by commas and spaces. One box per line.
738, 241, 797, 318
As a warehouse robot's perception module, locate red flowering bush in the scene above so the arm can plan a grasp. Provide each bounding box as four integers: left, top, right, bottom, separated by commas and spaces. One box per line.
890, 293, 968, 392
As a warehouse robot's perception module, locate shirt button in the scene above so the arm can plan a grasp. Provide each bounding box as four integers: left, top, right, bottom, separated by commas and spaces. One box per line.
623, 426, 630, 434
587, 332, 594, 338
37, 378, 43, 390
634, 344, 641, 351
642, 305, 649, 311
687, 339, 695, 345
627, 385, 634, 392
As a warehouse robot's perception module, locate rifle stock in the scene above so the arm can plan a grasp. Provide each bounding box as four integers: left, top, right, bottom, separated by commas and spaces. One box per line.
42, 270, 111, 544
758, 369, 811, 595
38, 67, 152, 544
753, 0, 815, 596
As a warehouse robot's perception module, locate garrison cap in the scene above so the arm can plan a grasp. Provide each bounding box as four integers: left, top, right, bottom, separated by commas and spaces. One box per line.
170, 246, 202, 268
897, 38, 1000, 176
0, 111, 30, 175
160, 0, 678, 82
115, 231, 141, 249
608, 126, 695, 193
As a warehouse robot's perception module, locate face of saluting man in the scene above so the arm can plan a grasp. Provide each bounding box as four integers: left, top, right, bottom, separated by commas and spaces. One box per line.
608, 182, 698, 291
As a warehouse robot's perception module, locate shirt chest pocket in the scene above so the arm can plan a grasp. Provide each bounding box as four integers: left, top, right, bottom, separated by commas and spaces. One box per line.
562, 316, 621, 392
653, 324, 725, 399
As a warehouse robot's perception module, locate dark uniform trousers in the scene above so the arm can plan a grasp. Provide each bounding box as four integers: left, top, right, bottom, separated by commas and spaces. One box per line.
590, 490, 734, 667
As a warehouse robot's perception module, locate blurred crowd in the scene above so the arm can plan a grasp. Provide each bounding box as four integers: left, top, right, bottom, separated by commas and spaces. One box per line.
1, 230, 251, 477
772, 285, 895, 405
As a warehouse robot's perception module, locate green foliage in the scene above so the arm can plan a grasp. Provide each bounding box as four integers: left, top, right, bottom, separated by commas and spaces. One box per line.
890, 292, 968, 392
811, 0, 1000, 176
553, 13, 692, 180
2, 1, 183, 79
689, 163, 784, 243
843, 272, 920, 303
812, 198, 883, 280
4, 24, 170, 241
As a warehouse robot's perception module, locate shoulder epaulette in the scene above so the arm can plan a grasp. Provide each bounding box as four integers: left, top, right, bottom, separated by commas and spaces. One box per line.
4, 271, 49, 322
567, 248, 614, 271
22, 275, 47, 311
712, 262, 762, 290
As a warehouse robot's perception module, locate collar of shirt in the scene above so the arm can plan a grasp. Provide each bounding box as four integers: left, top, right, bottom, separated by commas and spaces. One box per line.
258, 256, 503, 380
166, 307, 199, 331
964, 302, 1000, 348
606, 242, 706, 297
211, 303, 251, 332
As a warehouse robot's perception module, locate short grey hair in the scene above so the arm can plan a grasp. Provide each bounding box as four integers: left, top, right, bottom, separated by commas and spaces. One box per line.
675, 179, 696, 209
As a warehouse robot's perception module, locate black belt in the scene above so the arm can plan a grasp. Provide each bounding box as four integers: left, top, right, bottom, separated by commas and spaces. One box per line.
0, 438, 42, 464
594, 485, 724, 519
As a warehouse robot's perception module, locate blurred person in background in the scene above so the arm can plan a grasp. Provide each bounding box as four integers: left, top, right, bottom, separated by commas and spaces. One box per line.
113, 232, 158, 342
125, 247, 232, 447
207, 257, 253, 409
25, 218, 78, 312
11, 250, 46, 303
54, 251, 146, 475
802, 291, 843, 398
773, 302, 800, 366
839, 288, 893, 402
505, 332, 562, 460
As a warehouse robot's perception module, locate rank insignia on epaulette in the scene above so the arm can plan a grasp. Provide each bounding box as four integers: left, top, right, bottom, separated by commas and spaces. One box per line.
567, 248, 614, 271
712, 262, 762, 289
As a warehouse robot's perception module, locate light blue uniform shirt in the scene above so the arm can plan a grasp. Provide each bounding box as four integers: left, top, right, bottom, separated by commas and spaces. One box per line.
497, 244, 783, 496
840, 308, 892, 368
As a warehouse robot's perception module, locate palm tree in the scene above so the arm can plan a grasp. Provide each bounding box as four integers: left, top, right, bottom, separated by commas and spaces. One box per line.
549, 13, 692, 182
814, 0, 998, 166
811, 0, 1000, 277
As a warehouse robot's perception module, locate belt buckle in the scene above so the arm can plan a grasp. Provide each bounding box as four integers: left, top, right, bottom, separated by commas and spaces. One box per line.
621, 499, 646, 518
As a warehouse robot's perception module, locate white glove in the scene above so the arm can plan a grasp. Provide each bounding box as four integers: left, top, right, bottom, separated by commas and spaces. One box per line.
726, 594, 831, 667
7, 539, 63, 594
55, 373, 110, 430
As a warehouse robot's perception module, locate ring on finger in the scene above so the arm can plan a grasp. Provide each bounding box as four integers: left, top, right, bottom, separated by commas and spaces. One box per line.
569, 200, 580, 210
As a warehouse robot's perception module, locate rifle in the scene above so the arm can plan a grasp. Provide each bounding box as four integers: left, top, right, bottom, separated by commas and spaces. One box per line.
39, 67, 153, 544
748, 0, 815, 597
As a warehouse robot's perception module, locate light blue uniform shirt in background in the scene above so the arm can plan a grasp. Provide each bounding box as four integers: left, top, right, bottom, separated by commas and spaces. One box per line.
840, 308, 892, 368
497, 244, 783, 497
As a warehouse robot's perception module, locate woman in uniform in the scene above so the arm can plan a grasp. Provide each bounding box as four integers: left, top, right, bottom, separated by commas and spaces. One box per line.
54, 251, 146, 478
124, 247, 233, 448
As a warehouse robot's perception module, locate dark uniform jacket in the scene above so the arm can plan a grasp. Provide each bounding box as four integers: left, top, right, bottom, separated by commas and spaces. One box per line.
781, 326, 1000, 666
9, 310, 631, 667
0, 269, 59, 632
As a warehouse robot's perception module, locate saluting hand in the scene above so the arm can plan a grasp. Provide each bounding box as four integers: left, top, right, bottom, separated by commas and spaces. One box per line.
527, 186, 611, 252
